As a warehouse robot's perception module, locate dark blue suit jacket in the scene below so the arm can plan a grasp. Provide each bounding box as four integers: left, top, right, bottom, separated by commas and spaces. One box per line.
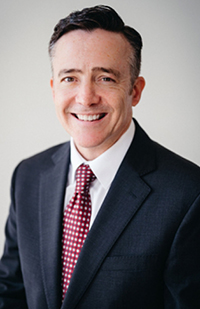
0, 120, 200, 308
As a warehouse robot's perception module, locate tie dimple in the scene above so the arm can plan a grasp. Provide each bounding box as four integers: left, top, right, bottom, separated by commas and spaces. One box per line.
61, 164, 96, 301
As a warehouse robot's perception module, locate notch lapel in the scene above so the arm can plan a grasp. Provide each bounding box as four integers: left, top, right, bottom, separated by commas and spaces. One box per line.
62, 120, 156, 309
39, 143, 70, 309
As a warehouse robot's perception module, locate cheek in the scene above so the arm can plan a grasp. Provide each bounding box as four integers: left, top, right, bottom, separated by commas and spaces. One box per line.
112, 93, 132, 115
54, 97, 68, 123
116, 98, 133, 125
54, 90, 71, 110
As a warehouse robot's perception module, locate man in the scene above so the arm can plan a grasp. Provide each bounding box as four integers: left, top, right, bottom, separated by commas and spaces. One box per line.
0, 5, 200, 309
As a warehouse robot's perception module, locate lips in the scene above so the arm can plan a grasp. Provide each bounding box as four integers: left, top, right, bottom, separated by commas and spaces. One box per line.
73, 113, 106, 121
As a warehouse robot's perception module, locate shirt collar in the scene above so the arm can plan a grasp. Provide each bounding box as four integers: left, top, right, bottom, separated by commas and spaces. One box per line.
70, 120, 135, 189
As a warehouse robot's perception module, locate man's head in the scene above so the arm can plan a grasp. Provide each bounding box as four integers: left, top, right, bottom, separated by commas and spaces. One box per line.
50, 6, 145, 160
49, 5, 142, 86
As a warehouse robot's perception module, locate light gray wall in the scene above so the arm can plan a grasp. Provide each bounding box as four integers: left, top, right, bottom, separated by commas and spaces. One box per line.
1, 0, 200, 253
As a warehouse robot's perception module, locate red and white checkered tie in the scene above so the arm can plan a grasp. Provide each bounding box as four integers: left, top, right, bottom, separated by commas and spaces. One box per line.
61, 164, 96, 301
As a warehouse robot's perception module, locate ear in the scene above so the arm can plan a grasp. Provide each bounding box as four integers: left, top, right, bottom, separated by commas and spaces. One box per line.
131, 76, 145, 107
50, 78, 55, 101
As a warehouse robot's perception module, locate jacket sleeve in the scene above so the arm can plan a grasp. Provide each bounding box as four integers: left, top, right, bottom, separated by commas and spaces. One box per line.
0, 165, 28, 308
164, 193, 200, 308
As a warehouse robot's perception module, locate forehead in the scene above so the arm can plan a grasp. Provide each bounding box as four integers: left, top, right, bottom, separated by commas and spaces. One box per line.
52, 29, 132, 73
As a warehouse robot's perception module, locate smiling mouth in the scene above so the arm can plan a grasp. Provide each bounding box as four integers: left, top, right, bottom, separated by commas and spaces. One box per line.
73, 113, 106, 121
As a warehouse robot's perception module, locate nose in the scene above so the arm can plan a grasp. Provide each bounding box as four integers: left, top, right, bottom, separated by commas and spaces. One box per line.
75, 81, 100, 106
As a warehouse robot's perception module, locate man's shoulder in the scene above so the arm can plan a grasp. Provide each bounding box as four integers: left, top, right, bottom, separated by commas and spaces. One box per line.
133, 119, 200, 175
147, 141, 200, 204
154, 140, 200, 177
15, 141, 70, 174
133, 120, 200, 190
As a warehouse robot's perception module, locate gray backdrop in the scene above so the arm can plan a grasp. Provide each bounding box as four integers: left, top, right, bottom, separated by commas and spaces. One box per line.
1, 0, 200, 253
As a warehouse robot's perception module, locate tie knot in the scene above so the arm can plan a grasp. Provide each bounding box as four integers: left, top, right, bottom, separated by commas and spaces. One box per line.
75, 164, 96, 194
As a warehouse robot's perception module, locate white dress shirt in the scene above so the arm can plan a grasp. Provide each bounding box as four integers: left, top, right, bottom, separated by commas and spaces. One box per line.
64, 120, 135, 228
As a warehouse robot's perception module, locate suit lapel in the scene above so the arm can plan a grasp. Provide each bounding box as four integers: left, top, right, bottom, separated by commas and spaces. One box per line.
39, 143, 70, 309
63, 120, 156, 309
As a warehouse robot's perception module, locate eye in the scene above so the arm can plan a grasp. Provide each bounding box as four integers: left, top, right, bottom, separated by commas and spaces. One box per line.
63, 77, 75, 83
102, 77, 115, 82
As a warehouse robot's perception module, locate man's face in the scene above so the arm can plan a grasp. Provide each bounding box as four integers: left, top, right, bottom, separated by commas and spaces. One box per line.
51, 29, 145, 160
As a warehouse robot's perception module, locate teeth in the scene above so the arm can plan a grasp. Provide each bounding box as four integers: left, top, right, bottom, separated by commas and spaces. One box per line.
76, 114, 101, 121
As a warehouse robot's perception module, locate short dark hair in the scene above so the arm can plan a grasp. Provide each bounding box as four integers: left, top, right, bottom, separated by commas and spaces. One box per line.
49, 5, 143, 84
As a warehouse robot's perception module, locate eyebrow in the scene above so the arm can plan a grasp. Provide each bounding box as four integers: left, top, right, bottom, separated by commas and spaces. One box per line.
58, 69, 82, 78
58, 67, 121, 79
92, 67, 121, 79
